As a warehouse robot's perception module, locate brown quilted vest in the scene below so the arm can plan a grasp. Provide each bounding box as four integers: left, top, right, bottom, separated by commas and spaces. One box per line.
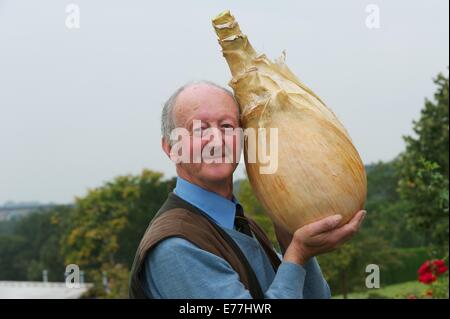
129, 192, 281, 299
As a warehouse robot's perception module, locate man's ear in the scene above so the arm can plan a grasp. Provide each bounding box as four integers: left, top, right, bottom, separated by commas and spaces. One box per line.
161, 137, 172, 159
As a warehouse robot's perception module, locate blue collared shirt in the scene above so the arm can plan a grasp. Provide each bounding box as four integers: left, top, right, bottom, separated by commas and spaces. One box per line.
173, 176, 238, 230
142, 177, 331, 299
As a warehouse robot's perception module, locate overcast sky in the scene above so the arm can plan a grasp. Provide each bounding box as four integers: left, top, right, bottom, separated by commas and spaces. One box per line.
0, 0, 448, 204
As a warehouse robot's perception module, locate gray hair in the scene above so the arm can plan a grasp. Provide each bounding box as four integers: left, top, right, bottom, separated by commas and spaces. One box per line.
161, 80, 238, 145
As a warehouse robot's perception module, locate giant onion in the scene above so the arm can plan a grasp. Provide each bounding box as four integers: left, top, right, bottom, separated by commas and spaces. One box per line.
212, 11, 367, 233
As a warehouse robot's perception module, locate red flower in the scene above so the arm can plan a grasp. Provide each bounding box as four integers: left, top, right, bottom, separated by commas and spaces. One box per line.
417, 259, 448, 282
432, 260, 445, 268
432, 260, 448, 275
419, 272, 437, 284
418, 261, 431, 275
437, 265, 448, 274
426, 290, 433, 297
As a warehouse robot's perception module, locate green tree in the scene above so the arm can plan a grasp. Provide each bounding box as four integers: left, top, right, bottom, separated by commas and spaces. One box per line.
0, 207, 71, 282
0, 206, 71, 281
397, 72, 449, 249
0, 235, 28, 280
364, 161, 426, 248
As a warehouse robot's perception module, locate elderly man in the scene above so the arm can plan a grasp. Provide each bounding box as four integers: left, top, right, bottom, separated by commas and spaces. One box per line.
129, 81, 366, 299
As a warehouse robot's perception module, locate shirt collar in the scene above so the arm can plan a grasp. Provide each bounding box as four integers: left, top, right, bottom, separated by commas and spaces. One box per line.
173, 177, 238, 230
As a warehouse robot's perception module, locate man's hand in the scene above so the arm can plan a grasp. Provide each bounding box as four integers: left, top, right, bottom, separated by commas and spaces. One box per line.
279, 210, 366, 266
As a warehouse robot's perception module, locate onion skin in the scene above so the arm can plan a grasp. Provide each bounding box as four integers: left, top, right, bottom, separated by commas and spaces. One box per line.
213, 11, 367, 233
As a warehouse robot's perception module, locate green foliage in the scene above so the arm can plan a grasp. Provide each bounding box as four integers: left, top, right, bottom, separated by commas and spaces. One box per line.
317, 232, 402, 298
429, 274, 449, 299
393, 275, 449, 299
82, 263, 130, 299
333, 280, 426, 299
381, 247, 430, 284
0, 234, 28, 280
402, 73, 449, 177
0, 207, 70, 281
0, 219, 17, 235
365, 161, 400, 210
397, 72, 449, 249
362, 161, 426, 248
398, 159, 449, 247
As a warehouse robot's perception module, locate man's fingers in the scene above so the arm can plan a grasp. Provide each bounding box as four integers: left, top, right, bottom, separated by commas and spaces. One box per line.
326, 211, 366, 244
299, 210, 367, 250
305, 214, 343, 237
349, 210, 366, 225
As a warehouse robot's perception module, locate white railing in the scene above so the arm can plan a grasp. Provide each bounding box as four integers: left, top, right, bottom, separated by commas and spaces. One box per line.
0, 281, 93, 289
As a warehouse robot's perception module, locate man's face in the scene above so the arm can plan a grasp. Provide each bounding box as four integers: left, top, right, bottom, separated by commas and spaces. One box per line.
167, 84, 241, 184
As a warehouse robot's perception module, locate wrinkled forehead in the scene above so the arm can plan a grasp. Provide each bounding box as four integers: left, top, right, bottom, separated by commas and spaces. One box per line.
173, 84, 240, 126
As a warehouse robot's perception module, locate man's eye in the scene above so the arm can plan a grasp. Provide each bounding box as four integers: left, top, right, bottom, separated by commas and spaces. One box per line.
222, 124, 234, 129
192, 126, 209, 136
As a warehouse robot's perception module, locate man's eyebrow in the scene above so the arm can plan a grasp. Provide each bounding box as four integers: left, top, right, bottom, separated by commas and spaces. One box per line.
220, 114, 238, 122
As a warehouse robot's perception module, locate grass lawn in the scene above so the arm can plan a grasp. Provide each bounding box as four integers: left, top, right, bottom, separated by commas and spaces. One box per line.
333, 280, 425, 299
